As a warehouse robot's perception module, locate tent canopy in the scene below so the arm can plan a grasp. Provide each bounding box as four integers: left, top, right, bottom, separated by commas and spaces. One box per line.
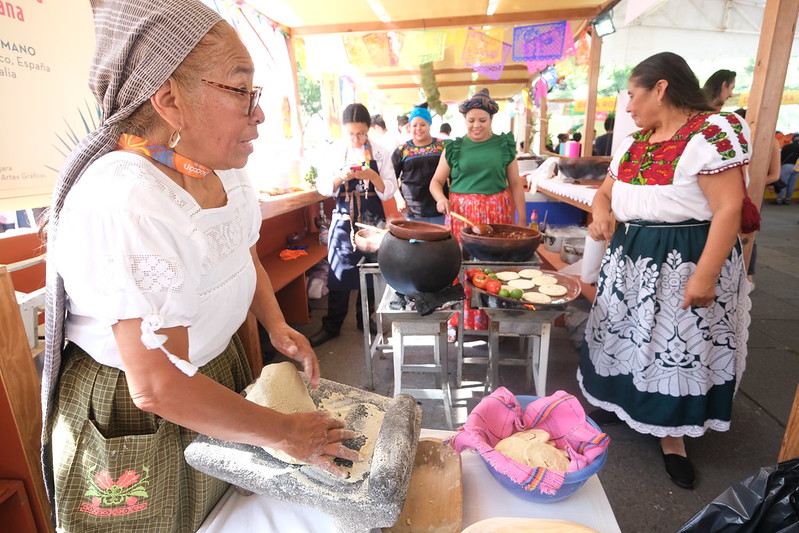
253, 0, 619, 106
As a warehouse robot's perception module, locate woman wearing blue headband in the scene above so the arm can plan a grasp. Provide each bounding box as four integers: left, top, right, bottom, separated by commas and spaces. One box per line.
391, 103, 447, 224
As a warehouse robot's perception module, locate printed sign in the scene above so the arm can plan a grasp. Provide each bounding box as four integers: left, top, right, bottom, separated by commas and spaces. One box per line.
0, 1, 94, 210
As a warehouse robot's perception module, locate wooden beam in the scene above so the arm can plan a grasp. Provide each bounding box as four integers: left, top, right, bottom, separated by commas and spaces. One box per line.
291, 8, 603, 36
286, 35, 304, 156
582, 29, 603, 156
376, 78, 530, 90
538, 90, 549, 155
362, 65, 530, 78
741, 0, 799, 266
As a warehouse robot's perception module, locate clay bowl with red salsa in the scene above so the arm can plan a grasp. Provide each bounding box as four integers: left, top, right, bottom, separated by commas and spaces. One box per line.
460, 223, 541, 262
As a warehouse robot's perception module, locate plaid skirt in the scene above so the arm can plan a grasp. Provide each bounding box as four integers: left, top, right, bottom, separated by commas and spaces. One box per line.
50, 336, 253, 532
578, 220, 750, 438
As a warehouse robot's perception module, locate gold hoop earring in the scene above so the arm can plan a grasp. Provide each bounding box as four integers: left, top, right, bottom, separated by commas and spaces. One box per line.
168, 129, 181, 149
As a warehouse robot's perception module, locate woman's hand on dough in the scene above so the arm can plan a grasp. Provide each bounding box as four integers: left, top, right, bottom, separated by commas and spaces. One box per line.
681, 272, 717, 309
269, 324, 321, 387
284, 411, 361, 478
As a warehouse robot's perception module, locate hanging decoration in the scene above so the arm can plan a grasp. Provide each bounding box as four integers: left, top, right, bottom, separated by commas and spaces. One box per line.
294, 37, 307, 71
473, 42, 512, 81
461, 28, 506, 66
399, 30, 446, 65
555, 56, 575, 78
420, 62, 448, 117
533, 77, 548, 108
524, 21, 575, 74
575, 32, 591, 68
512, 21, 567, 62
363, 31, 401, 68
342, 34, 375, 69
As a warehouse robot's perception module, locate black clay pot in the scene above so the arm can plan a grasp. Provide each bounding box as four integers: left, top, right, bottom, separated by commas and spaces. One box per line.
378, 225, 462, 296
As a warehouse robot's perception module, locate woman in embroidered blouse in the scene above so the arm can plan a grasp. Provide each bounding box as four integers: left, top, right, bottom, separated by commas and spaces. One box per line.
579, 52, 752, 490
392, 103, 446, 225
44, 3, 358, 531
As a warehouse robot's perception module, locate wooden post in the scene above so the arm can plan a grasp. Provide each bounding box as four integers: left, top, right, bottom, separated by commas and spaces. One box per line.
538, 91, 549, 155
287, 33, 306, 156
740, 0, 799, 265
582, 29, 602, 156
0, 267, 53, 532
779, 383, 799, 461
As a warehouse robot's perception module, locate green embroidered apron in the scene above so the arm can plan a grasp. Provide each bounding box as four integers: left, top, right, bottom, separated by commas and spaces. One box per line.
50, 336, 252, 532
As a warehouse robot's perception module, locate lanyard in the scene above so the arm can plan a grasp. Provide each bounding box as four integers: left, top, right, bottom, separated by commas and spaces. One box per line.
117, 134, 212, 179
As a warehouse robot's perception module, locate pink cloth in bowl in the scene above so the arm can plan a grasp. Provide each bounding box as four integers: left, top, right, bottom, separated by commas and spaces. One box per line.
447, 388, 610, 495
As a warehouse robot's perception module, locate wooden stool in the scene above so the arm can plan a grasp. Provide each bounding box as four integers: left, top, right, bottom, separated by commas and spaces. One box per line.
377, 286, 459, 429
484, 308, 559, 396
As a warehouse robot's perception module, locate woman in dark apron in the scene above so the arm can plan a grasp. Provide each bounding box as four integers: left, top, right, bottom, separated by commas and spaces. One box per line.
310, 104, 397, 347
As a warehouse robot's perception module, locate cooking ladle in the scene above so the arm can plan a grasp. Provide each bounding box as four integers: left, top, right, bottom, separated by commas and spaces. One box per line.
449, 212, 494, 236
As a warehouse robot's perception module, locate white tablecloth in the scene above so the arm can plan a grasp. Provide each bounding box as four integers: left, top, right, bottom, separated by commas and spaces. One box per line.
198, 429, 621, 533
537, 180, 598, 207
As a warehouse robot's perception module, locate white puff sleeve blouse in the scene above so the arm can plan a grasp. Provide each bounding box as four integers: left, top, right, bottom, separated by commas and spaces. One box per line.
52, 151, 261, 371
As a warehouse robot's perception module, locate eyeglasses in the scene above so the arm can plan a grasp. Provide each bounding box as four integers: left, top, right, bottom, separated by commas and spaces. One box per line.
200, 79, 262, 116
347, 132, 368, 140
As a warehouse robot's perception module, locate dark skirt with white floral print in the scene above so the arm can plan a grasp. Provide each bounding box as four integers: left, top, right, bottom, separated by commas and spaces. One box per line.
578, 219, 750, 438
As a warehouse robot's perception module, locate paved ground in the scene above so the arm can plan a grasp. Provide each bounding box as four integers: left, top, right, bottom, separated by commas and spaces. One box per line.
275, 201, 798, 533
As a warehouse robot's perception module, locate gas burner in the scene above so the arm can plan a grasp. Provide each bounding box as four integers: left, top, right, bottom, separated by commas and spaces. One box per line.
388, 284, 465, 316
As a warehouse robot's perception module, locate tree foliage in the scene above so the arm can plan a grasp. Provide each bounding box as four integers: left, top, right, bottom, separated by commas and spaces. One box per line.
297, 67, 322, 125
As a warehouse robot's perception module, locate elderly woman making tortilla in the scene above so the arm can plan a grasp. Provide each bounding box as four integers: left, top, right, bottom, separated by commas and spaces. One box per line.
42, 2, 358, 530
578, 52, 753, 490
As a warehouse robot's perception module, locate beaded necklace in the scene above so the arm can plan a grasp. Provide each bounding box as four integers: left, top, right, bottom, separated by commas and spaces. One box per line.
117, 133, 212, 178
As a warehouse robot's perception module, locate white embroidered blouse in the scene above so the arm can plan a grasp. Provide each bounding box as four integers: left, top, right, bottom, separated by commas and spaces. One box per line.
608, 112, 751, 223
52, 151, 261, 371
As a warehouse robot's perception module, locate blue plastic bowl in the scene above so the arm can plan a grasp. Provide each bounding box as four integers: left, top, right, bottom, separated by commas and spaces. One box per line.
480, 395, 608, 503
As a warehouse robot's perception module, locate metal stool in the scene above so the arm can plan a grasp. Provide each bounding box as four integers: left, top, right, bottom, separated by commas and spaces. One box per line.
377, 286, 459, 429
484, 308, 558, 396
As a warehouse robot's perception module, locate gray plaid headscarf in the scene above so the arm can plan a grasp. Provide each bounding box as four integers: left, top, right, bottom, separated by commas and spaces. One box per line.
42, 0, 222, 512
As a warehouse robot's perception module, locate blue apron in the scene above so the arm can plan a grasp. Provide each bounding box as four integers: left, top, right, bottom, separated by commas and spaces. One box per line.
327, 157, 385, 291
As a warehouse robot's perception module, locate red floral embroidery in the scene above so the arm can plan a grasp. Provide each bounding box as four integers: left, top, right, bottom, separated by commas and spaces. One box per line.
80, 465, 151, 517
716, 138, 733, 152
642, 163, 674, 185
702, 124, 721, 139
651, 142, 681, 162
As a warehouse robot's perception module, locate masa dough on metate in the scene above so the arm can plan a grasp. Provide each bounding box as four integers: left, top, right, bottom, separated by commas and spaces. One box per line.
245, 362, 317, 465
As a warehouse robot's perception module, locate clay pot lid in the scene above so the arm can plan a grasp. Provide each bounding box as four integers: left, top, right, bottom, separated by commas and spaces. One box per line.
387, 219, 451, 241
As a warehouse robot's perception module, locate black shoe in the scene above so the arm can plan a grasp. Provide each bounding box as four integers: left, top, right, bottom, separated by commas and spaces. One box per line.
662, 452, 695, 489
588, 408, 622, 426
309, 328, 339, 347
